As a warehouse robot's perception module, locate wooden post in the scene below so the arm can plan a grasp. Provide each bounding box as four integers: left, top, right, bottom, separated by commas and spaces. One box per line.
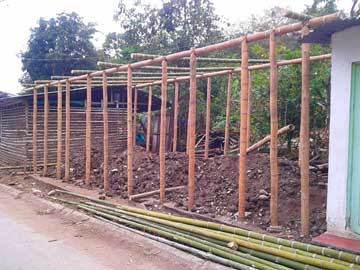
173, 81, 179, 152
238, 40, 249, 219
188, 49, 197, 211
85, 75, 92, 187
133, 87, 138, 146
246, 71, 252, 148
204, 78, 211, 159
160, 59, 167, 203
224, 73, 233, 156
33, 88, 38, 174
102, 72, 109, 192
127, 65, 134, 196
56, 82, 62, 179
64, 80, 70, 181
146, 85, 152, 152
300, 26, 310, 237
269, 31, 279, 227
43, 85, 49, 176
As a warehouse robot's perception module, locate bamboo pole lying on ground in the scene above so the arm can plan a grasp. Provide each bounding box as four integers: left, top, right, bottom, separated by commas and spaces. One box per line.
188, 49, 197, 211
239, 40, 249, 219
173, 81, 179, 152
269, 31, 279, 228
133, 87, 138, 146
33, 88, 38, 175
159, 60, 167, 204
129, 185, 186, 201
146, 85, 152, 152
56, 82, 62, 179
127, 66, 133, 196
43, 85, 49, 177
224, 73, 233, 156
300, 26, 311, 237
204, 78, 211, 159
85, 75, 92, 187
102, 72, 109, 192
64, 80, 71, 181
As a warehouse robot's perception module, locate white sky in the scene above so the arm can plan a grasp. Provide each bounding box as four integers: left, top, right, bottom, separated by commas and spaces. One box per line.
0, 0, 352, 94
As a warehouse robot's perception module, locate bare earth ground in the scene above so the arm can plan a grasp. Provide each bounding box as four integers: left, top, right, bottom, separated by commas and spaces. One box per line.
0, 182, 230, 270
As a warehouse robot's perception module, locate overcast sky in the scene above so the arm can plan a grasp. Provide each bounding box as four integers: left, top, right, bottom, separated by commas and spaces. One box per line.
0, 0, 352, 94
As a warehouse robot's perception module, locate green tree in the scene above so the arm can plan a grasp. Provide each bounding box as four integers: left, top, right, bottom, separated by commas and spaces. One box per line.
20, 12, 98, 83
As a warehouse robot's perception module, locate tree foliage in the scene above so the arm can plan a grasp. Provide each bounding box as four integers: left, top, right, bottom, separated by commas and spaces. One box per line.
20, 12, 98, 83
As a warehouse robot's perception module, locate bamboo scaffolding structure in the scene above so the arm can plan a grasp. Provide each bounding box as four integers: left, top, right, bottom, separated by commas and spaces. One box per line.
224, 73, 233, 156
56, 82, 62, 179
188, 49, 197, 211
133, 87, 138, 146
129, 185, 186, 201
300, 26, 311, 237
246, 71, 252, 148
204, 78, 211, 159
64, 80, 71, 181
146, 85, 152, 152
127, 66, 134, 196
173, 81, 179, 152
239, 40, 249, 219
43, 85, 49, 176
131, 53, 269, 63
159, 60, 167, 203
33, 88, 38, 175
85, 75, 92, 187
269, 31, 279, 227
102, 72, 109, 192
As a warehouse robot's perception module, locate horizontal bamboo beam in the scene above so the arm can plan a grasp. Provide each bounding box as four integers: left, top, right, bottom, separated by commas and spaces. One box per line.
35, 79, 156, 84
129, 185, 186, 201
22, 13, 339, 92
68, 72, 205, 76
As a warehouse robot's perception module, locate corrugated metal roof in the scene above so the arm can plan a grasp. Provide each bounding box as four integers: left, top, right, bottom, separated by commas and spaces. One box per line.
302, 18, 360, 44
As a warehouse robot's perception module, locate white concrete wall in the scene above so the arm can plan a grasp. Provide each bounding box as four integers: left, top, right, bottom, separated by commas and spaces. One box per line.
327, 25, 360, 236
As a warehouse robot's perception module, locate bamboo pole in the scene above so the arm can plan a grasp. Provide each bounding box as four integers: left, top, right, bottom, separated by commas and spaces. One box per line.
102, 72, 109, 192
188, 49, 197, 211
127, 66, 133, 196
32, 88, 38, 175
204, 78, 211, 159
56, 82, 62, 179
246, 72, 252, 148
133, 87, 138, 146
269, 31, 279, 227
129, 185, 186, 201
300, 26, 311, 237
64, 80, 70, 181
159, 60, 167, 204
224, 73, 233, 156
85, 75, 92, 187
146, 85, 152, 152
239, 40, 249, 219
43, 85, 49, 177
173, 81, 179, 152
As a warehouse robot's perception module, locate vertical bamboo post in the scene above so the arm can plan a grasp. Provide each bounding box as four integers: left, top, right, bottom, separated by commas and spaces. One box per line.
133, 87, 138, 146
32, 88, 38, 174
146, 85, 152, 152
160, 59, 168, 203
224, 73, 233, 156
85, 75, 92, 187
204, 77, 211, 159
56, 82, 62, 179
238, 39, 249, 219
188, 49, 197, 211
102, 72, 109, 192
127, 65, 134, 196
43, 85, 49, 176
269, 31, 279, 227
246, 71, 252, 148
300, 26, 310, 237
64, 80, 70, 181
173, 81, 179, 152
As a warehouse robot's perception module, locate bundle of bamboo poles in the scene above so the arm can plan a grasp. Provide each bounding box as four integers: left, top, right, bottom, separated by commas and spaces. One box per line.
52, 190, 360, 270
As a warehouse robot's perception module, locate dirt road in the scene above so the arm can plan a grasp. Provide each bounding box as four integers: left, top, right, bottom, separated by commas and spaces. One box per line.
0, 185, 229, 270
